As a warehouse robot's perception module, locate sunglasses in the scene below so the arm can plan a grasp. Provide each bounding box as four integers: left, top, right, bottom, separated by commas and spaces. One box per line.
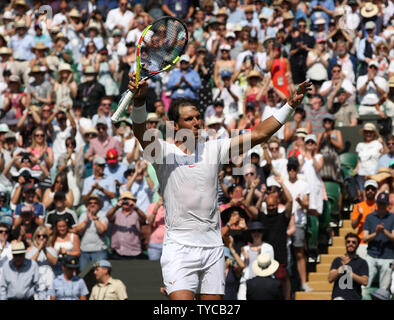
101, 103, 111, 106
306, 140, 315, 144
346, 240, 357, 244
0, 229, 8, 234
269, 147, 279, 151
97, 126, 106, 131
365, 186, 377, 192
35, 134, 45, 137
331, 69, 341, 73
37, 234, 47, 238
387, 142, 394, 146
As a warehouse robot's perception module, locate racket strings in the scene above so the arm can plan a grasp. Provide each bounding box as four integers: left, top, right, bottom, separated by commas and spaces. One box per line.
140, 18, 188, 73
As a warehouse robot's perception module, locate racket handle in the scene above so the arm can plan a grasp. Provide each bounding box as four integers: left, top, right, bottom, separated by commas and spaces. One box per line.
111, 89, 135, 122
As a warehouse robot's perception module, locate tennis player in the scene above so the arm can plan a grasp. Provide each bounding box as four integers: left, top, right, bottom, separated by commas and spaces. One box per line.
128, 73, 311, 300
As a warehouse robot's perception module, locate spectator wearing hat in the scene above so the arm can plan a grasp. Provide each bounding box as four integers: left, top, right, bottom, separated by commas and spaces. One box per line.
237, 220, 274, 300
0, 47, 16, 83
299, 134, 324, 215
76, 65, 106, 118
53, 63, 77, 110
243, 70, 267, 114
304, 93, 328, 134
75, 193, 108, 272
90, 259, 128, 300
351, 179, 379, 259
3, 74, 28, 119
367, 167, 393, 208
246, 253, 284, 300
167, 54, 201, 102
86, 117, 122, 160
354, 123, 386, 192
25, 65, 53, 107
0, 241, 44, 300
328, 232, 369, 300
327, 87, 359, 127
357, 20, 384, 77
95, 47, 119, 98
146, 112, 160, 131
92, 96, 114, 136
284, 105, 312, 148
206, 116, 229, 140
289, 18, 315, 84
29, 41, 50, 70
120, 160, 156, 214
49, 32, 73, 67
49, 255, 89, 300
45, 103, 77, 163
256, 13, 277, 45
357, 59, 388, 116
316, 113, 343, 183
8, 19, 35, 84
25, 226, 58, 300
0, 222, 12, 281
9, 203, 39, 248
362, 192, 394, 297
104, 148, 128, 188
82, 156, 116, 213
63, 8, 84, 63
107, 191, 147, 260
107, 28, 127, 63
13, 181, 45, 228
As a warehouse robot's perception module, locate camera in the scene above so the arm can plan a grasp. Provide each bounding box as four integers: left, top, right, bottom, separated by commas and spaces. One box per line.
122, 200, 129, 206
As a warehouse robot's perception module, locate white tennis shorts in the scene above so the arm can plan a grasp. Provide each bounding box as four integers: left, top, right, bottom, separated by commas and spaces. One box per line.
160, 241, 225, 296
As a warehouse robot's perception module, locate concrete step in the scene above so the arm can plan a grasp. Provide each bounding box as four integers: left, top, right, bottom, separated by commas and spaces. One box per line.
342, 220, 352, 228
316, 263, 331, 273
333, 236, 345, 247
320, 254, 337, 265
309, 273, 329, 282
308, 281, 334, 292
295, 291, 332, 300
328, 246, 346, 255
339, 227, 353, 237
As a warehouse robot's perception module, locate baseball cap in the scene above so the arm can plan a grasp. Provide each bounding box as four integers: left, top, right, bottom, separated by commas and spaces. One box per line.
94, 259, 112, 269
364, 179, 378, 189
62, 255, 79, 269
0, 124, 9, 133
368, 60, 379, 68
221, 70, 232, 78
376, 192, 389, 205
179, 54, 190, 63
96, 117, 108, 127
219, 44, 231, 51
365, 21, 376, 30
106, 148, 118, 164
323, 113, 335, 121
93, 157, 106, 165
225, 32, 236, 39
266, 176, 281, 189
305, 134, 317, 143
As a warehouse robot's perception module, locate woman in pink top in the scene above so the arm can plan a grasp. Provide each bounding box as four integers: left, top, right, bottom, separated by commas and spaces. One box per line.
147, 197, 165, 261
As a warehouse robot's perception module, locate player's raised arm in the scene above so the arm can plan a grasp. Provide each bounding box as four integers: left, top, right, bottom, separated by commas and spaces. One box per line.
126, 74, 150, 150
229, 80, 312, 156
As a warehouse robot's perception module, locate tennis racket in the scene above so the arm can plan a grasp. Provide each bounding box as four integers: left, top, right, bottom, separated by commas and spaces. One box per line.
111, 16, 189, 122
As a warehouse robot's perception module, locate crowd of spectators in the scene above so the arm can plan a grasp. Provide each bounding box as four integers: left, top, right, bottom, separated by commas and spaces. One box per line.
0, 0, 393, 300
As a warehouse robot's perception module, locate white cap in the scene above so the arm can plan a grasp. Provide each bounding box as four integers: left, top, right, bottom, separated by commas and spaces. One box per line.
364, 179, 378, 189
225, 31, 236, 39
266, 176, 281, 188
219, 44, 231, 51
305, 134, 317, 143
179, 54, 190, 63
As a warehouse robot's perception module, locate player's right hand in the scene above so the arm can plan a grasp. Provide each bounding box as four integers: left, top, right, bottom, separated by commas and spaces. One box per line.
128, 72, 148, 106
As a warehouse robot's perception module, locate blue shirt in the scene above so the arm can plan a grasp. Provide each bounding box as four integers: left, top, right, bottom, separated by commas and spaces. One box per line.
364, 211, 394, 259
82, 175, 117, 212
104, 163, 128, 185
8, 34, 35, 61
163, 0, 192, 19
376, 153, 394, 172
226, 8, 246, 24
48, 274, 89, 300
167, 68, 201, 100
121, 179, 156, 213
308, 0, 335, 27
14, 202, 45, 218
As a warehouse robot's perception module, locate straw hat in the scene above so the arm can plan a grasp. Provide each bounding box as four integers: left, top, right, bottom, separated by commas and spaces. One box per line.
84, 127, 99, 136
367, 167, 392, 183
84, 66, 98, 74
55, 32, 69, 43
28, 65, 46, 75
68, 8, 82, 19
58, 63, 73, 73
11, 241, 27, 255
31, 41, 49, 52
360, 122, 378, 135
283, 11, 295, 21
216, 7, 228, 17
360, 2, 379, 18
252, 253, 280, 277
119, 191, 137, 201
246, 70, 263, 80
206, 116, 222, 126
88, 22, 101, 32
295, 127, 308, 138
0, 47, 11, 55
85, 193, 104, 209
13, 0, 30, 11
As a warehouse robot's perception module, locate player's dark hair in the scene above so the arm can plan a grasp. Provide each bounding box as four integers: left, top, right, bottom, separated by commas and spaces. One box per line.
167, 98, 199, 123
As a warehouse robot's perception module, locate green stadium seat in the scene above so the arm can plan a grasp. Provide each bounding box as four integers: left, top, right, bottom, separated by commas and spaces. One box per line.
324, 181, 341, 215
339, 152, 358, 171
319, 200, 331, 231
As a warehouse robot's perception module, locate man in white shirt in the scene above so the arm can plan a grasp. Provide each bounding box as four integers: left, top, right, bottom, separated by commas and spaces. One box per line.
125, 17, 145, 44
128, 75, 311, 300
236, 37, 267, 73
357, 60, 388, 115
52, 0, 68, 27
105, 0, 135, 36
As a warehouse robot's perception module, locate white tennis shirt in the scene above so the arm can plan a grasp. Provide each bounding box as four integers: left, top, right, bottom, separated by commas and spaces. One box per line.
151, 138, 232, 247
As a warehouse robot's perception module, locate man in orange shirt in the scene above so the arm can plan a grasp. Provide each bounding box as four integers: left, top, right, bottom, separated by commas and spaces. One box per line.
351, 180, 378, 259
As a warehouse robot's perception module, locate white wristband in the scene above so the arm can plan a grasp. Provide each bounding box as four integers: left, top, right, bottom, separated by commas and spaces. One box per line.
273, 102, 294, 125
131, 102, 147, 124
